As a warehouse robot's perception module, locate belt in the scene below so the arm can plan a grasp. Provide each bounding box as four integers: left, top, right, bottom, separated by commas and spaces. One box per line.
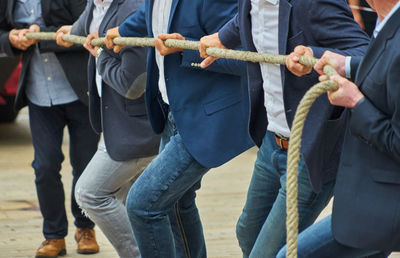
274, 133, 289, 150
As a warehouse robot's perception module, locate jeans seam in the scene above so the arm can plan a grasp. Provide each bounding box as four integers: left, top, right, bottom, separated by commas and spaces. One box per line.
174, 202, 191, 258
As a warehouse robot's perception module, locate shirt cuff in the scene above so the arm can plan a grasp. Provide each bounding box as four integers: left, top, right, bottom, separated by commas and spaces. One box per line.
345, 56, 352, 79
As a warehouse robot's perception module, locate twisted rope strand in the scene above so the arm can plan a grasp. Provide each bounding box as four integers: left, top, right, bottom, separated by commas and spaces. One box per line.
25, 31, 339, 258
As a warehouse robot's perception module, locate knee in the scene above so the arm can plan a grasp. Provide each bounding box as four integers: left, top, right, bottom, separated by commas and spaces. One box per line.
276, 246, 287, 258
33, 160, 62, 183
74, 180, 98, 209
236, 216, 252, 256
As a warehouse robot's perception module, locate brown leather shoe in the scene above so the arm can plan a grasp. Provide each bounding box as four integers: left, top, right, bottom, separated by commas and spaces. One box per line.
35, 238, 66, 258
75, 228, 99, 254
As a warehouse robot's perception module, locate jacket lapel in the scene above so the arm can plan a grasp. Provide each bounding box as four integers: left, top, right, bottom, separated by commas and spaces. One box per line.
278, 0, 292, 55
147, 0, 153, 36
6, 0, 16, 27
167, 0, 179, 32
98, 0, 121, 36
355, 9, 400, 86
41, 0, 51, 22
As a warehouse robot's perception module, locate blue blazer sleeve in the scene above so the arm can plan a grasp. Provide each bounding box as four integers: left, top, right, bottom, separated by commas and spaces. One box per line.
118, 4, 147, 37
218, 14, 241, 50
350, 55, 400, 163
180, 0, 246, 76
307, 0, 370, 58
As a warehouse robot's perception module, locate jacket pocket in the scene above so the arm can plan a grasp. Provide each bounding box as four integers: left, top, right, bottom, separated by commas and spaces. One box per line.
125, 99, 147, 116
203, 94, 241, 116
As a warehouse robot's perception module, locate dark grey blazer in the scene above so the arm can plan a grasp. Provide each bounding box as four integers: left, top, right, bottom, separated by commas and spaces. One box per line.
0, 0, 90, 110
332, 8, 400, 251
71, 0, 160, 161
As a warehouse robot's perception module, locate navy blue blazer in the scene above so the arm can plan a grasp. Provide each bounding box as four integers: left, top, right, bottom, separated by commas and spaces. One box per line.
218, 0, 370, 192
332, 8, 400, 251
117, 0, 253, 168
70, 0, 160, 161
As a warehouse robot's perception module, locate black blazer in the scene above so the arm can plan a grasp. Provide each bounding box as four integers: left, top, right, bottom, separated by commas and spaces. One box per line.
332, 8, 400, 251
0, 0, 89, 110
70, 0, 160, 161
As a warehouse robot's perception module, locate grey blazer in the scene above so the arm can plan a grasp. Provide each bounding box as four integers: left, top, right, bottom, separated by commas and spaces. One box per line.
71, 0, 160, 161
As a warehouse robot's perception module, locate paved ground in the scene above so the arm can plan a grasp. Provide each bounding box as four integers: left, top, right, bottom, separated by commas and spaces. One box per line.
0, 109, 398, 257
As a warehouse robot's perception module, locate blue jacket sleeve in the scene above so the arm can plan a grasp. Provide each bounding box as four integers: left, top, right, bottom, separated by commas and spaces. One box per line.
218, 14, 242, 50
307, 0, 370, 58
180, 0, 246, 76
118, 4, 147, 37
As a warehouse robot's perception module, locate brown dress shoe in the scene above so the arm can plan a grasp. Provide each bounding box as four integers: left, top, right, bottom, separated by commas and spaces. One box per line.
75, 228, 100, 254
35, 238, 66, 258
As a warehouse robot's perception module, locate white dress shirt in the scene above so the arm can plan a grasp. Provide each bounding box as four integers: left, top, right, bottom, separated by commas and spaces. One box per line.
90, 0, 113, 97
250, 0, 290, 137
373, 1, 400, 38
152, 0, 173, 104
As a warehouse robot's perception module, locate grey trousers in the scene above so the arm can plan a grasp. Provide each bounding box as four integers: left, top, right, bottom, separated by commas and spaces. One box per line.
75, 141, 154, 258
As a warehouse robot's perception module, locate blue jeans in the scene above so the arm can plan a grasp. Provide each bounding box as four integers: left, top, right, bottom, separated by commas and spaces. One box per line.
28, 101, 99, 239
126, 112, 209, 258
276, 216, 389, 258
236, 131, 334, 258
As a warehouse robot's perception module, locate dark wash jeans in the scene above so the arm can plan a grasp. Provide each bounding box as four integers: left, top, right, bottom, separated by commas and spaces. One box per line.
28, 101, 99, 238
126, 112, 209, 258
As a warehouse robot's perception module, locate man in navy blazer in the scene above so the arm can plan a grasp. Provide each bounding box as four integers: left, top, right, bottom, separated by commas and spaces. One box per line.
55, 0, 160, 256
199, 0, 369, 257
278, 1, 400, 257
104, 0, 253, 257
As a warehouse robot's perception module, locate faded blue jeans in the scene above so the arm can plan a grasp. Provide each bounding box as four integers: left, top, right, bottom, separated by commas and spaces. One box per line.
75, 140, 154, 258
236, 131, 335, 258
126, 113, 209, 258
277, 216, 389, 258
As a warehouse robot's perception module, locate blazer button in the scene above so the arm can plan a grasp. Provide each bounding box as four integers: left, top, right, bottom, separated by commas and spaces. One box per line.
87, 91, 89, 96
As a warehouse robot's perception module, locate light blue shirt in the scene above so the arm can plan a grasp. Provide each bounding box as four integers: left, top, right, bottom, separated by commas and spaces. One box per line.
13, 0, 78, 107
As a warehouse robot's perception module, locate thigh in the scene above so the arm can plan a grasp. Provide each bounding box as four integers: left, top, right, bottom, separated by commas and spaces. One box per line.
28, 102, 65, 167
128, 132, 208, 212
240, 132, 281, 226
76, 141, 153, 197
278, 216, 383, 258
65, 101, 99, 172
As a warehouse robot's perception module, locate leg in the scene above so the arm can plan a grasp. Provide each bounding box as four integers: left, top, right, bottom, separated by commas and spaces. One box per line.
125, 115, 209, 258
170, 180, 206, 258
235, 132, 281, 257
249, 136, 334, 258
28, 102, 68, 239
75, 140, 154, 258
277, 216, 384, 258
65, 101, 99, 229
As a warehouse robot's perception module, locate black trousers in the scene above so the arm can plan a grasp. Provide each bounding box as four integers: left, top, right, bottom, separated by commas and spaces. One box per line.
28, 100, 99, 238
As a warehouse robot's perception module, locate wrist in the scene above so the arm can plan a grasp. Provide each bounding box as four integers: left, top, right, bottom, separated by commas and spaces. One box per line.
351, 94, 364, 109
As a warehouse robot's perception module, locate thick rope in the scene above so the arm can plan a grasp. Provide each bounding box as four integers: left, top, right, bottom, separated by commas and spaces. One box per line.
26, 31, 339, 258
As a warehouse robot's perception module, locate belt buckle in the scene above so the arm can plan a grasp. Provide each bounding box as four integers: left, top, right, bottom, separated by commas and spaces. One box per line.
278, 137, 284, 149
275, 133, 289, 149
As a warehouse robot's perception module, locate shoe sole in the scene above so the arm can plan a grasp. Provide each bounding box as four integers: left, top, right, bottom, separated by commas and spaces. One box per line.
77, 250, 99, 255
35, 249, 66, 258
